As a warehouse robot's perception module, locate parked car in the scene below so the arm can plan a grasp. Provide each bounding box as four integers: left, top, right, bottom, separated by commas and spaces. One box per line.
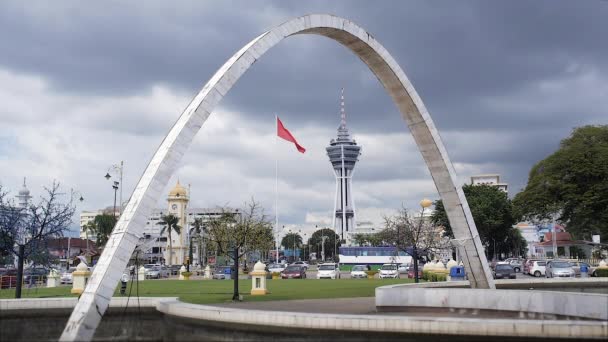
23, 267, 48, 285
397, 263, 409, 274
493, 264, 516, 279
61, 267, 77, 284
406, 265, 423, 279
379, 264, 399, 279
350, 265, 368, 279
523, 259, 541, 275
168, 265, 181, 276
0, 268, 18, 289
267, 263, 286, 273
291, 261, 309, 271
546, 260, 575, 278
317, 263, 340, 279
569, 261, 597, 277
146, 265, 170, 279
530, 260, 547, 277
281, 265, 306, 279
507, 259, 523, 273
212, 266, 232, 280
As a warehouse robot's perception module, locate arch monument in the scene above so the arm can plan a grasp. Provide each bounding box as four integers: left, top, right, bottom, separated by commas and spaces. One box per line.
61, 14, 495, 341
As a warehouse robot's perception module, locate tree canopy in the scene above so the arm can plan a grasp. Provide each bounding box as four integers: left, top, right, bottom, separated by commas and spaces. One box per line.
205, 200, 274, 261
0, 182, 76, 265
381, 207, 449, 259
89, 214, 117, 247
513, 125, 608, 242
432, 184, 520, 259
308, 228, 341, 261
280, 232, 302, 250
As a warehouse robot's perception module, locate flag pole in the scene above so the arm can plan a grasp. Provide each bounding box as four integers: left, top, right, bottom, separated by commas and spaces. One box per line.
275, 114, 279, 264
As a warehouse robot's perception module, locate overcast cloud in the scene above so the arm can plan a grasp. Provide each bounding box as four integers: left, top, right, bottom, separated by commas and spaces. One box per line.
1, 0, 607, 237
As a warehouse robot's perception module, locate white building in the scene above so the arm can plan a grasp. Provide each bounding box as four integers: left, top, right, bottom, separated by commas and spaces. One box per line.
79, 181, 237, 266
470, 174, 508, 193
514, 222, 539, 257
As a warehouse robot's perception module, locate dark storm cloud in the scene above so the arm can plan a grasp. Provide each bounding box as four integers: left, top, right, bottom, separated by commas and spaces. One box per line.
2, 1, 606, 133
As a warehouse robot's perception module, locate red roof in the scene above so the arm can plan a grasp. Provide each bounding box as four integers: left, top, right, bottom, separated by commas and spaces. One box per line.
47, 237, 97, 251
544, 232, 572, 242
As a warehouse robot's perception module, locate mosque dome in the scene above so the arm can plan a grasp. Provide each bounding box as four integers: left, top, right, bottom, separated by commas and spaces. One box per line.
169, 180, 188, 198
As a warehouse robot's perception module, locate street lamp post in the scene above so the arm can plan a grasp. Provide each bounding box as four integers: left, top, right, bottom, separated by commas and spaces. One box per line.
105, 161, 124, 214
111, 181, 119, 219
413, 198, 433, 283
187, 227, 195, 273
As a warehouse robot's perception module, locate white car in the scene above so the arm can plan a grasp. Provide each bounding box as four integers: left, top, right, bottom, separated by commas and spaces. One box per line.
292, 261, 309, 270
379, 264, 399, 279
267, 263, 286, 273
397, 263, 409, 274
350, 265, 368, 279
317, 263, 340, 279
530, 260, 546, 277
61, 267, 76, 284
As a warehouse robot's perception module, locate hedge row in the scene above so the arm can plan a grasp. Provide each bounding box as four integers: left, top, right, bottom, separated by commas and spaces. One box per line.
422, 270, 447, 282
596, 268, 608, 277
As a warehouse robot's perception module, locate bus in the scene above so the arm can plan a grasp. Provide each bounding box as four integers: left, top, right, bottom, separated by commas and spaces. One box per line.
338, 246, 412, 266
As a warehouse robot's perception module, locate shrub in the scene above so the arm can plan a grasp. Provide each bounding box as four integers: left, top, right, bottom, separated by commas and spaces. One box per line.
422, 270, 430, 281
436, 273, 447, 282
595, 268, 608, 277
180, 271, 192, 277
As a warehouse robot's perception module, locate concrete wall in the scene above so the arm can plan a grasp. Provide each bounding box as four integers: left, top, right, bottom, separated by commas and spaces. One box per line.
2, 297, 607, 341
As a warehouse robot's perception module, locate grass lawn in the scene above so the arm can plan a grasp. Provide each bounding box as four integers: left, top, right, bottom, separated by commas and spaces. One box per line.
0, 278, 413, 304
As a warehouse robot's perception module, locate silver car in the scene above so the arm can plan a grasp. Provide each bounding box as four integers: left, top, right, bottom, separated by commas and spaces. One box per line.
546, 260, 575, 278
145, 265, 170, 279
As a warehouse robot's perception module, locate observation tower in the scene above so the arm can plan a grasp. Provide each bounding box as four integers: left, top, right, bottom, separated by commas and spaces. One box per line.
326, 89, 362, 243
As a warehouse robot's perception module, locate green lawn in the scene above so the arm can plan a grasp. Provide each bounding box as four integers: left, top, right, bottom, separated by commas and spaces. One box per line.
0, 278, 413, 304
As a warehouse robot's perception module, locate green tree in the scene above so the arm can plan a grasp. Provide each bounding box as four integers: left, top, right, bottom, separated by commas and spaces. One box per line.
91, 214, 117, 248
432, 184, 516, 260
513, 125, 608, 242
157, 214, 181, 266
281, 232, 303, 251
352, 233, 367, 246
309, 228, 341, 261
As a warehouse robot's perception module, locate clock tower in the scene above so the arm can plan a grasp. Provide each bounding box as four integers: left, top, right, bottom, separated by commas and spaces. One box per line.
165, 180, 189, 265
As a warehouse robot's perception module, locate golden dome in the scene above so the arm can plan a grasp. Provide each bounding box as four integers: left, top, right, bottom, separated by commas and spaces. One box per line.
169, 180, 188, 198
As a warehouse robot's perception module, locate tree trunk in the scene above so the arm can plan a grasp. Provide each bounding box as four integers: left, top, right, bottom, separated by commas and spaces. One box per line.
15, 244, 24, 299
413, 245, 420, 283
232, 247, 239, 301
168, 229, 173, 266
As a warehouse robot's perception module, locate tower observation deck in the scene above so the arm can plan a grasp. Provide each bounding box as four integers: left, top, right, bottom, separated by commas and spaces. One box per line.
326, 89, 362, 243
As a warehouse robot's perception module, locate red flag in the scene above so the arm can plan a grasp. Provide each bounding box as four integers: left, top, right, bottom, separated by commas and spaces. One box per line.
277, 117, 306, 153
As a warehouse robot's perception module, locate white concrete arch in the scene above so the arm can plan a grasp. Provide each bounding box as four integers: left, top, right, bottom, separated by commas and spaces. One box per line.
61, 14, 494, 341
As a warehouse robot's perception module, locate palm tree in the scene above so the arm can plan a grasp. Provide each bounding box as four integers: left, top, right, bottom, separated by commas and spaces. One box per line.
158, 214, 181, 266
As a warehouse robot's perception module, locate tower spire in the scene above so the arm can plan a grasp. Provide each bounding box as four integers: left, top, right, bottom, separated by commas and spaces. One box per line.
340, 87, 346, 129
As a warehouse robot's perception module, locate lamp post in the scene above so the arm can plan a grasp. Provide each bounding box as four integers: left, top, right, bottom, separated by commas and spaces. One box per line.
187, 227, 195, 272
111, 181, 119, 219
413, 198, 433, 283
303, 233, 308, 261
104, 161, 124, 214
72, 190, 85, 263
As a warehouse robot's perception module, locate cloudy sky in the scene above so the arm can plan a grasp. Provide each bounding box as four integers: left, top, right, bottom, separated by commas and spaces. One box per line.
1, 1, 606, 237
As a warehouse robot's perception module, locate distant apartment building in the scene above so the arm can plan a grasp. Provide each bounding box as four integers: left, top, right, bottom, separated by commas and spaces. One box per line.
470, 174, 508, 193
